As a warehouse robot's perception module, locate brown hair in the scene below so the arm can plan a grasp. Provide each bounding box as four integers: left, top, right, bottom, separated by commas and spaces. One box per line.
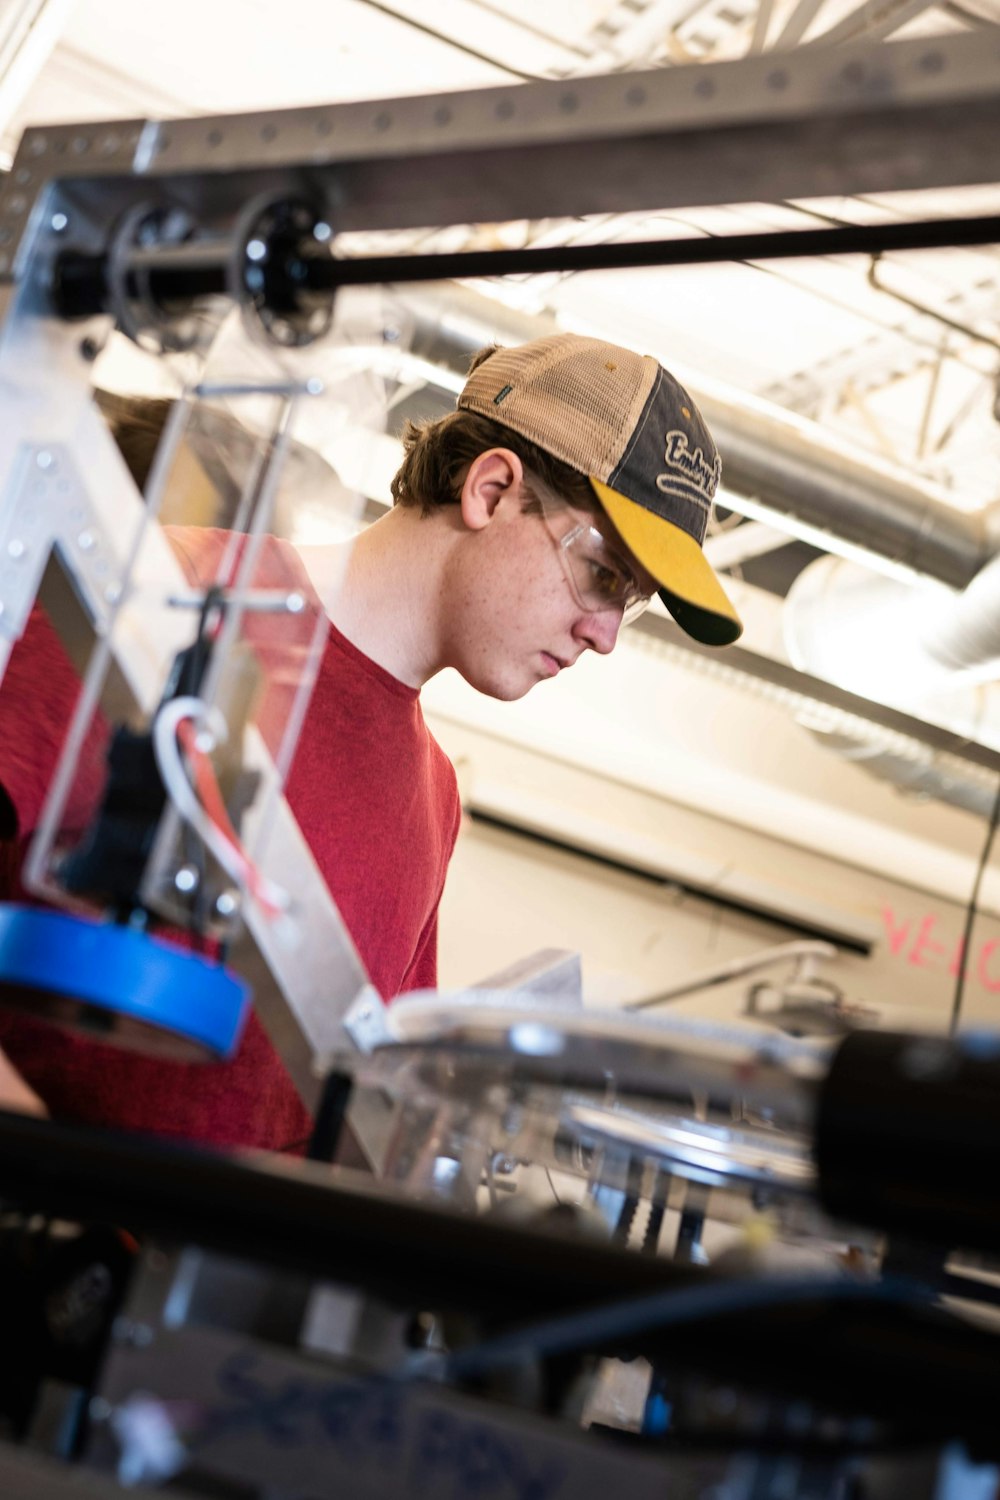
95, 390, 173, 490
390, 345, 595, 517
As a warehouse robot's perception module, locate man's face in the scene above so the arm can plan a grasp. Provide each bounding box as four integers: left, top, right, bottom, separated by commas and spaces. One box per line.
443, 481, 656, 702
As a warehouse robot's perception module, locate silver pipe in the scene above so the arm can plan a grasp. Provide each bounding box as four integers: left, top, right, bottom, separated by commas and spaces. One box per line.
690, 382, 990, 589
387, 282, 562, 376
394, 284, 994, 589
926, 550, 1000, 671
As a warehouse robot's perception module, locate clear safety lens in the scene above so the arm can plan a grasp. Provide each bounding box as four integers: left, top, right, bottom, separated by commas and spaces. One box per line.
546, 515, 653, 625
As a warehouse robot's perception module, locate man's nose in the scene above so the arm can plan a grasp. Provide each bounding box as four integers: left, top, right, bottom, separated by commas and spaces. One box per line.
577, 608, 622, 655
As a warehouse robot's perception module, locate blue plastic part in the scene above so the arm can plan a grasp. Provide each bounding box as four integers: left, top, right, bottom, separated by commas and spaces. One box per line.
0, 904, 250, 1061
641, 1391, 672, 1437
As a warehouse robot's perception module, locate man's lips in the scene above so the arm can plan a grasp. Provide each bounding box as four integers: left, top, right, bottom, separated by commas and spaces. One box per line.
540, 651, 567, 676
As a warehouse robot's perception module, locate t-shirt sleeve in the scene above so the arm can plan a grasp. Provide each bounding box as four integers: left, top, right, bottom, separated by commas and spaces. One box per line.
394, 784, 463, 998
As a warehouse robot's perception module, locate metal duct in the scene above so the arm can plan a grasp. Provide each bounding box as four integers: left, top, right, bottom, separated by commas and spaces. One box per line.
785, 544, 1000, 686
926, 550, 1000, 671
802, 726, 998, 822
782, 553, 1000, 814
693, 383, 993, 590
391, 283, 995, 589
385, 283, 563, 380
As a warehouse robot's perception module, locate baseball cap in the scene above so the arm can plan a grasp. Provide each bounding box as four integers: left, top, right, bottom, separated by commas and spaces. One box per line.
458, 333, 742, 646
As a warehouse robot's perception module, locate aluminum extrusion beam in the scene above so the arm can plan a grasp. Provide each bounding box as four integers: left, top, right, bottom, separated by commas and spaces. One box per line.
0, 30, 998, 302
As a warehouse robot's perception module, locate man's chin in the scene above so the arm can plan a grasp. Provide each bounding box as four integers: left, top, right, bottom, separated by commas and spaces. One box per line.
457, 659, 550, 701
470, 673, 536, 703
493, 682, 534, 703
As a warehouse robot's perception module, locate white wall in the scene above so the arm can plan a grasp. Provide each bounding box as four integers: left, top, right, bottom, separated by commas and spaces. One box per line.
427, 641, 1000, 1035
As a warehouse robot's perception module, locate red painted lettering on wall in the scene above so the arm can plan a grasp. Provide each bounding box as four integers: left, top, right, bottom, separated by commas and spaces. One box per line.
881, 906, 911, 957
908, 915, 947, 969
881, 905, 1000, 992
978, 939, 1000, 993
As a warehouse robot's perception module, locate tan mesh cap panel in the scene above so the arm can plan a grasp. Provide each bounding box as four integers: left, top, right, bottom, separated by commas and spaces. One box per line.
459, 335, 657, 482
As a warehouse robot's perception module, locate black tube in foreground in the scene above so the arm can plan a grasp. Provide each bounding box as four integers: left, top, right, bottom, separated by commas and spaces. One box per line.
50, 214, 1000, 323
815, 1029, 1000, 1252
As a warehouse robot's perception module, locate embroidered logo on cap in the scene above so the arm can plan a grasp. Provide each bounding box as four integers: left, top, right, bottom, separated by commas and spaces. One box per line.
656, 430, 721, 507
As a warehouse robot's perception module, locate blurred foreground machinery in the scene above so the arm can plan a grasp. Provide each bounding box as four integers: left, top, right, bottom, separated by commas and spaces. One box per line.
6, 1011, 1000, 1498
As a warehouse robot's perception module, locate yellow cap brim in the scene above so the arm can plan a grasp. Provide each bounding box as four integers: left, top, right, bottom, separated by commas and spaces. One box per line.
591, 478, 743, 647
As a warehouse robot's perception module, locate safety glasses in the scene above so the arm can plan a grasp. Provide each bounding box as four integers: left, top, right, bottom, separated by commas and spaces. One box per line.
538, 497, 654, 626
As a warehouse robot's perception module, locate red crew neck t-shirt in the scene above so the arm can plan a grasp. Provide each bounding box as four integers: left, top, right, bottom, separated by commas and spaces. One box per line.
0, 547, 461, 1152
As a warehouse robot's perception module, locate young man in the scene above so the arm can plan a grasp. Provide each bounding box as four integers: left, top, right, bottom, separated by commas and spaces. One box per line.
0, 332, 740, 1146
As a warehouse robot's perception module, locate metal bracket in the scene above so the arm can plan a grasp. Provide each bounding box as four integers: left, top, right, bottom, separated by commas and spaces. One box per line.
340, 984, 393, 1055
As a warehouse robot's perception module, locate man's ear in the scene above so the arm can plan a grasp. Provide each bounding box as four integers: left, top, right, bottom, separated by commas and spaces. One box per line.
459, 448, 525, 532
